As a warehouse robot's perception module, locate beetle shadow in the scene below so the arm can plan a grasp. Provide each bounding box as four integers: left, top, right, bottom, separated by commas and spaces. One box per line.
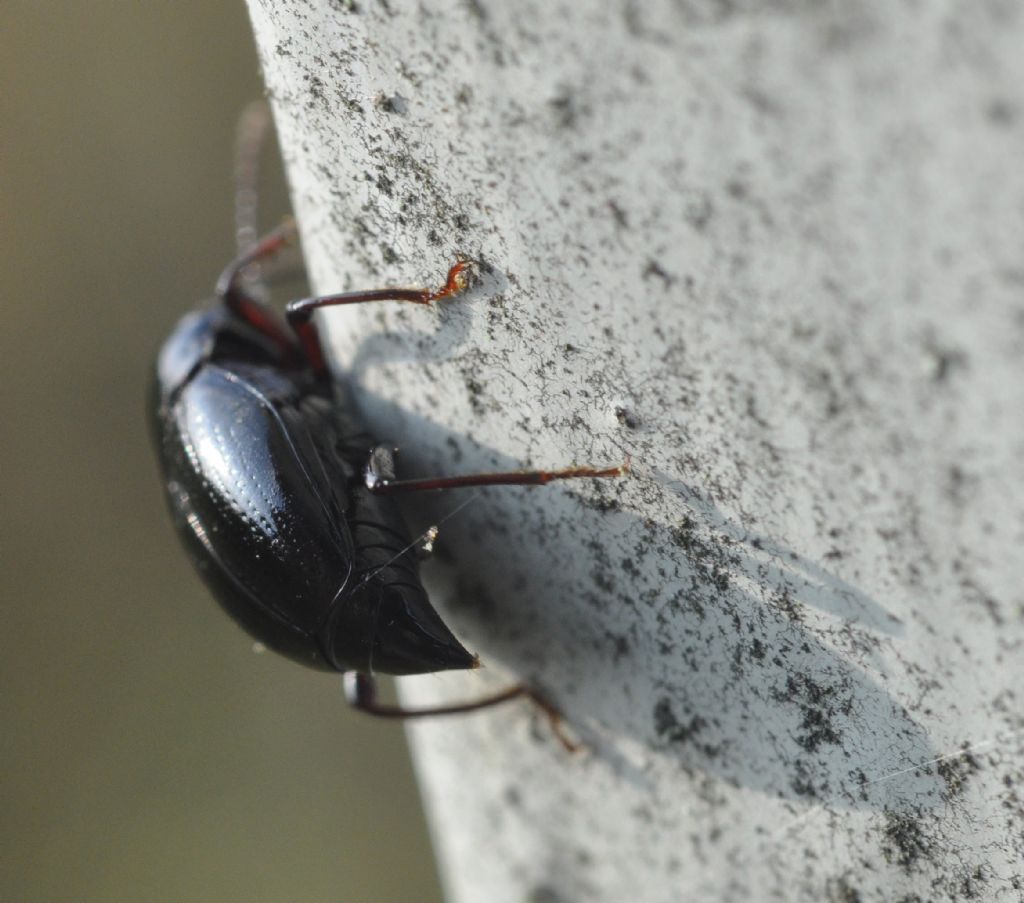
343, 381, 945, 813
332, 262, 942, 810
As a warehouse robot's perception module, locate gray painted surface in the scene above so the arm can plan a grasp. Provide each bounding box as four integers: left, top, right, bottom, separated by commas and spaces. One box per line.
247, 1, 1024, 899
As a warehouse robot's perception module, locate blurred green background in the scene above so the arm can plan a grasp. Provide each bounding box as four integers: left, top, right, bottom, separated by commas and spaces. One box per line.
2, 4, 443, 901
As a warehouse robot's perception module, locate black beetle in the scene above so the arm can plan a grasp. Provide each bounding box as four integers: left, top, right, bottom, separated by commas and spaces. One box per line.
151, 123, 624, 737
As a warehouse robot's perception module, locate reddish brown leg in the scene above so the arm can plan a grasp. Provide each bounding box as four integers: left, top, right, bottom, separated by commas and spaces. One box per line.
343, 672, 579, 751
216, 217, 297, 298
216, 216, 471, 377
363, 444, 630, 495
215, 218, 299, 356
285, 261, 472, 377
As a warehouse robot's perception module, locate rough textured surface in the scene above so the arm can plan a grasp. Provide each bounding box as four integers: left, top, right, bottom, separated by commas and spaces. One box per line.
246, 1, 1024, 900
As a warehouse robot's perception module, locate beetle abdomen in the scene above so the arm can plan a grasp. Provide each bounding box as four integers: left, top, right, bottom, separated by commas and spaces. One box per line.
320, 483, 476, 674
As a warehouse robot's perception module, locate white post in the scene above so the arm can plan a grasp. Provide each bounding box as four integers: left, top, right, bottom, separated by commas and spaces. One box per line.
246, 1, 1024, 899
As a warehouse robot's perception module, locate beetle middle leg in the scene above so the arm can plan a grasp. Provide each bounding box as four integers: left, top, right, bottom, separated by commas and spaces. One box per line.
364, 444, 630, 494
343, 672, 580, 752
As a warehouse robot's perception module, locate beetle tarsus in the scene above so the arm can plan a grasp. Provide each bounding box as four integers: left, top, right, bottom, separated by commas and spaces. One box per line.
425, 260, 475, 302
522, 688, 582, 753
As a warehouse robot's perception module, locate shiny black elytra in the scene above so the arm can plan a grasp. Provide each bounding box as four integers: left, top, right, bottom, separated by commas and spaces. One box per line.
150, 220, 624, 739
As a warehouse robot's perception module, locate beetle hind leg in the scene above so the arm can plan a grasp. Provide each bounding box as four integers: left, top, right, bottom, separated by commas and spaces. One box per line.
343, 672, 579, 752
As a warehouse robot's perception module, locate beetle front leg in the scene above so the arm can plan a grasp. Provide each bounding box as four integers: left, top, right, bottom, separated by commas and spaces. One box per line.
285, 261, 473, 377
343, 672, 579, 751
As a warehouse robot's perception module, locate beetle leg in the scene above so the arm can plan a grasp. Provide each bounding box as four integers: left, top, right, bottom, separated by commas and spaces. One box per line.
343, 672, 579, 752
215, 219, 300, 356
364, 448, 630, 494
285, 261, 473, 377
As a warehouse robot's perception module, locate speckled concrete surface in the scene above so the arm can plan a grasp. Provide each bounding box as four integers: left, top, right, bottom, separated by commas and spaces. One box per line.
247, 1, 1024, 899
